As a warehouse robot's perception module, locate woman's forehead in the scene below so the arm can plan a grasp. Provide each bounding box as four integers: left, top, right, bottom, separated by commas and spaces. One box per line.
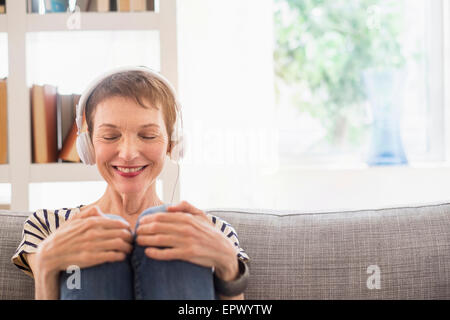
98, 122, 161, 130
94, 96, 164, 125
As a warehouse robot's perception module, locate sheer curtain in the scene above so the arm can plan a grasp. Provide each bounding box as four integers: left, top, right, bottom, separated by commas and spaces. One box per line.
177, 0, 279, 210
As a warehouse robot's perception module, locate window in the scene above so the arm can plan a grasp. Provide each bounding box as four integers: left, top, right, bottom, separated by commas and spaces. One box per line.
274, 0, 445, 165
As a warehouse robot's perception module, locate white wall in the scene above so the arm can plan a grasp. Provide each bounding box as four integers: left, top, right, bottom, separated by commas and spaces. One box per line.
177, 0, 280, 210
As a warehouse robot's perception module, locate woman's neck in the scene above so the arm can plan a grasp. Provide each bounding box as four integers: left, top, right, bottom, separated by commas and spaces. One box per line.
93, 186, 164, 218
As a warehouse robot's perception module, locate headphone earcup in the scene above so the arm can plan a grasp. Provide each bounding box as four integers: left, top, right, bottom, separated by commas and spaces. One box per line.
76, 132, 96, 165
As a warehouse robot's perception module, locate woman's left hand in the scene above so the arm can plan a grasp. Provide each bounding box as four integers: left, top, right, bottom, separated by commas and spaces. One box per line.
135, 201, 239, 281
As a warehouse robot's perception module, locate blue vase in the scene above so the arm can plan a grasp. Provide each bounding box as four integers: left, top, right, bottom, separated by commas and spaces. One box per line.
363, 69, 408, 166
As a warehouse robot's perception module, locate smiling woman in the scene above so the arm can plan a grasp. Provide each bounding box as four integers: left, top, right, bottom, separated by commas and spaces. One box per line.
10, 67, 250, 300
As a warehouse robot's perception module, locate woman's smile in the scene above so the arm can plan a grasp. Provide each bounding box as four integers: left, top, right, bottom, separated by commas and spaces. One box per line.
112, 165, 149, 178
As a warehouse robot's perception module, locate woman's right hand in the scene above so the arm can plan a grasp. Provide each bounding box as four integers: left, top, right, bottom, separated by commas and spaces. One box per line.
34, 206, 133, 278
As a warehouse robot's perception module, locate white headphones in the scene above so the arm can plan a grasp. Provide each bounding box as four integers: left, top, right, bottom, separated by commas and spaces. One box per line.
75, 66, 185, 166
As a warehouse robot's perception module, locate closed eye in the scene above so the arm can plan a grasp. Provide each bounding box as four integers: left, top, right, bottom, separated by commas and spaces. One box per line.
102, 136, 156, 140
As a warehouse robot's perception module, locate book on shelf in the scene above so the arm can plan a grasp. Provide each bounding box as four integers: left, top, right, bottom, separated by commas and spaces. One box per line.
58, 94, 83, 163
75, 0, 90, 11
27, 0, 39, 13
90, 0, 110, 12
130, 0, 146, 11
117, 0, 130, 12
46, 0, 68, 12
78, 0, 110, 12
30, 84, 58, 163
146, 0, 154, 11
118, 0, 152, 12
109, 0, 117, 11
28, 0, 67, 13
77, 0, 106, 12
56, 93, 74, 156
0, 78, 7, 164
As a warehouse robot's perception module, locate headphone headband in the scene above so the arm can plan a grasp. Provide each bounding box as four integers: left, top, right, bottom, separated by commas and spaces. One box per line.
76, 66, 180, 134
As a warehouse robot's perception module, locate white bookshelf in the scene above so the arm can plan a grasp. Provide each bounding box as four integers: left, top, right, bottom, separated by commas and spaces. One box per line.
0, 165, 8, 183
0, 14, 6, 32
29, 163, 102, 182
3, 0, 180, 211
26, 11, 160, 31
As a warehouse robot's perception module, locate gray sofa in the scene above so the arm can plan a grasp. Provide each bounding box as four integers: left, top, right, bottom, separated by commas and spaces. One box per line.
1, 203, 450, 299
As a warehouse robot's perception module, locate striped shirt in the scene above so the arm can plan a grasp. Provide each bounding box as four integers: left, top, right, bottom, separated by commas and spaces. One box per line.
11, 205, 250, 278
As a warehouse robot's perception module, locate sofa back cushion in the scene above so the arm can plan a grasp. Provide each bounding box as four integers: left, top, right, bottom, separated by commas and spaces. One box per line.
1, 204, 450, 299
209, 204, 450, 299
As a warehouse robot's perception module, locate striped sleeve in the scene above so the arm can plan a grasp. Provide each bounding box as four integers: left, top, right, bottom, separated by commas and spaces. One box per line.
206, 213, 250, 262
11, 208, 76, 278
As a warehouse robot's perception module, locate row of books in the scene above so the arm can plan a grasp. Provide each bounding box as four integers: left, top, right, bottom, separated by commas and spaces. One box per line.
0, 0, 5, 14
31, 83, 84, 163
27, 0, 155, 13
0, 78, 6, 164
0, 79, 83, 164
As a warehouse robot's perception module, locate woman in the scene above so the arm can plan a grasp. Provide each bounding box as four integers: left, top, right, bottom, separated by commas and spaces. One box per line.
11, 67, 250, 300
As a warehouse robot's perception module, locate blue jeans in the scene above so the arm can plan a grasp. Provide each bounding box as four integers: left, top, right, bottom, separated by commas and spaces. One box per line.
59, 205, 216, 300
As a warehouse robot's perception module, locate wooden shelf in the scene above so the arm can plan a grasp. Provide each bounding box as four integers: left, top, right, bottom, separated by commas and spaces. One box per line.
26, 11, 160, 32
29, 163, 102, 182
0, 164, 9, 183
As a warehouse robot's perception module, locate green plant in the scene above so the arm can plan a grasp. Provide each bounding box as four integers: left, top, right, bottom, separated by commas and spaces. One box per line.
274, 0, 405, 151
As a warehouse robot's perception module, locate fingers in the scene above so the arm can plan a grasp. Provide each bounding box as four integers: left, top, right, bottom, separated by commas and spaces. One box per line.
94, 238, 133, 255
72, 205, 104, 220
59, 231, 133, 268
84, 216, 131, 231
136, 220, 191, 237
144, 247, 187, 261
167, 200, 206, 218
57, 216, 131, 251
90, 228, 134, 244
138, 211, 191, 226
60, 234, 133, 268
66, 251, 128, 269
136, 234, 181, 248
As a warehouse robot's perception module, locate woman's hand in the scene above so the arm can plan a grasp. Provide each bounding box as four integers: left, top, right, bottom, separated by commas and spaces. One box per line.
135, 201, 239, 282
34, 206, 133, 278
